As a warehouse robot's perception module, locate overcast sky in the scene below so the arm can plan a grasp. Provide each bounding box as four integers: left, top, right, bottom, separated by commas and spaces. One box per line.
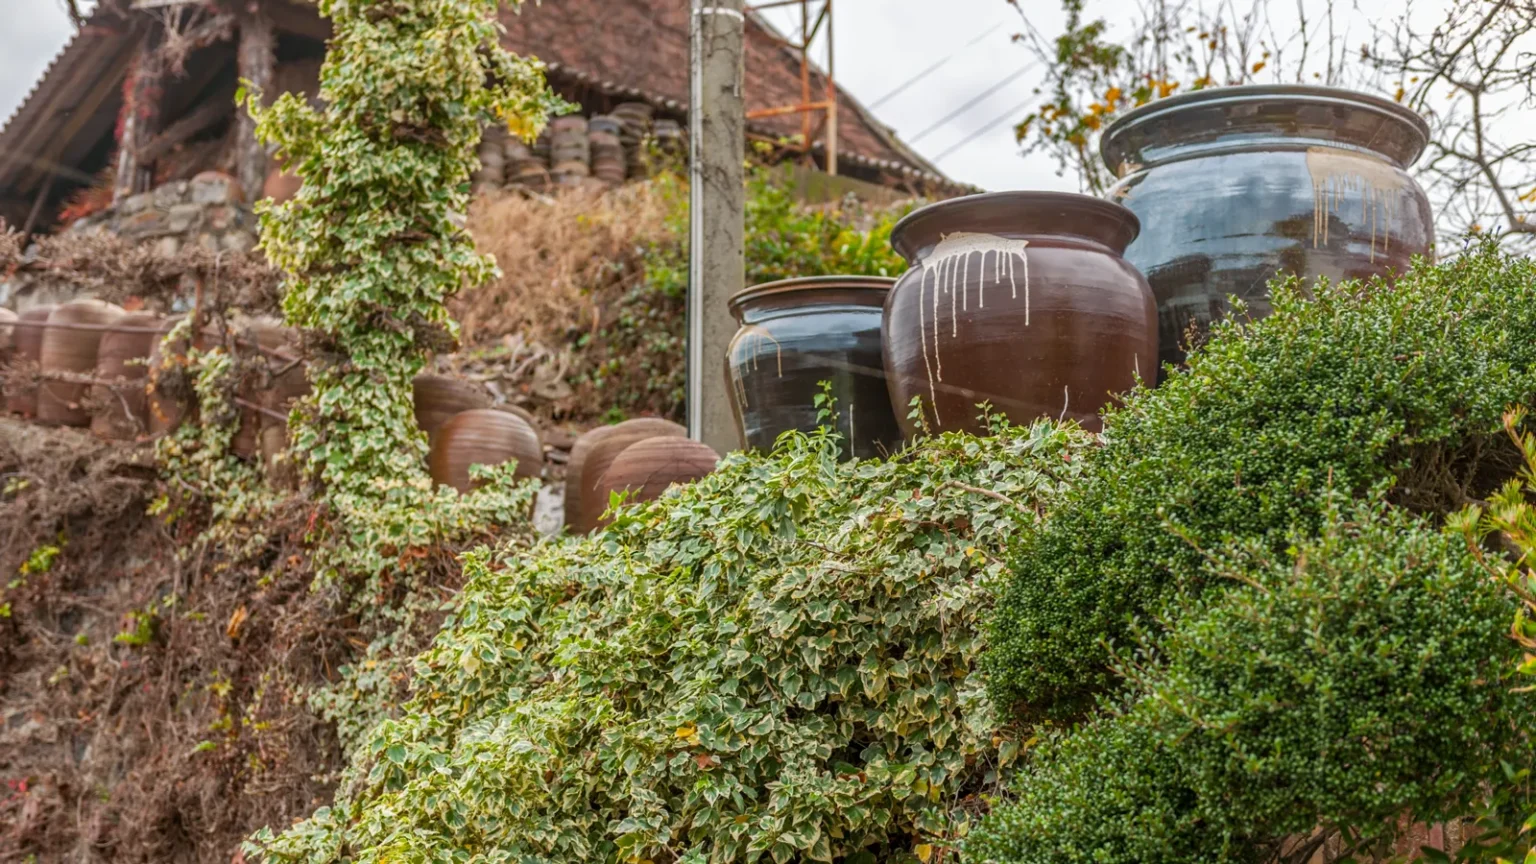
0, 0, 1431, 193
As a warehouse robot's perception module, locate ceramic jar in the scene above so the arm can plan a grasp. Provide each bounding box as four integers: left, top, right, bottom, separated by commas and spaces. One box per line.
883, 191, 1156, 436
567, 418, 686, 533
727, 276, 902, 460
428, 408, 543, 493
413, 374, 490, 445
1100, 84, 1434, 376
39, 300, 126, 427
91, 312, 161, 440
6, 306, 54, 418
147, 316, 192, 436
592, 437, 719, 528
0, 308, 17, 409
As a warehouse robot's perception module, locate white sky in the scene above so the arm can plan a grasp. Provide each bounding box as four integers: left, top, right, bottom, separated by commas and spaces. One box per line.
0, 0, 1454, 194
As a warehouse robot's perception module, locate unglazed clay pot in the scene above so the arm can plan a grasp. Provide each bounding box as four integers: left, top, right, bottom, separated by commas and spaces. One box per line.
1101, 85, 1434, 376
0, 308, 16, 406
7, 306, 55, 417
91, 312, 161, 440
147, 316, 196, 436
592, 437, 720, 528
568, 418, 686, 533
429, 408, 543, 493
727, 276, 902, 460
883, 192, 1156, 436
232, 316, 298, 458
39, 300, 126, 427
413, 374, 490, 445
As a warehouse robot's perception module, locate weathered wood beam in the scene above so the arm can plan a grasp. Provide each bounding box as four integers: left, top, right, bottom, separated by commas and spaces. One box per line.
235, 6, 276, 204
266, 0, 332, 43
137, 80, 237, 164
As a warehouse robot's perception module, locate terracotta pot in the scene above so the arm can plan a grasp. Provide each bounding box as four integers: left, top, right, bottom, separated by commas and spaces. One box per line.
38, 300, 125, 427
413, 374, 490, 445
428, 408, 544, 493
727, 276, 902, 460
0, 307, 16, 363
147, 316, 192, 436
263, 167, 303, 204
6, 306, 54, 417
90, 312, 162, 440
232, 316, 297, 458
567, 418, 686, 533
883, 192, 1155, 436
1100, 85, 1434, 377
592, 438, 720, 528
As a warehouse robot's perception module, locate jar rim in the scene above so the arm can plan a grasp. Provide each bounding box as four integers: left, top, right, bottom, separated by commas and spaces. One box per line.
889, 191, 1140, 262
1100, 84, 1430, 172
729, 275, 896, 317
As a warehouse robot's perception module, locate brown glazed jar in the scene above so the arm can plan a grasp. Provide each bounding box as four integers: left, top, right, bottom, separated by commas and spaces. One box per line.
727, 276, 902, 460
6, 306, 54, 417
883, 192, 1156, 436
428, 408, 543, 493
39, 300, 126, 427
413, 374, 490, 445
1101, 85, 1434, 376
568, 418, 686, 533
91, 312, 162, 440
592, 437, 720, 528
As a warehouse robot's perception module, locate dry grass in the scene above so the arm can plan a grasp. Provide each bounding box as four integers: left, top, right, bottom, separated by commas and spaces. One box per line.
455, 178, 683, 348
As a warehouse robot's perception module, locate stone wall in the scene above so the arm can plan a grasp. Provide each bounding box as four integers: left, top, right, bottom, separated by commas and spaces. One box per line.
66, 171, 257, 257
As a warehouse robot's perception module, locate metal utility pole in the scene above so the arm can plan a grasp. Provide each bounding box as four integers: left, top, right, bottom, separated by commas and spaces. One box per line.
688, 0, 746, 452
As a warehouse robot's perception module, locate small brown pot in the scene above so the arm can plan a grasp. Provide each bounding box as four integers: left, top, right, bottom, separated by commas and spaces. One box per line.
39, 300, 126, 427
6, 306, 57, 418
91, 312, 162, 440
413, 374, 490, 445
0, 308, 17, 406
592, 438, 720, 528
428, 408, 544, 493
568, 418, 686, 533
233, 316, 298, 458
146, 316, 202, 436
883, 191, 1156, 436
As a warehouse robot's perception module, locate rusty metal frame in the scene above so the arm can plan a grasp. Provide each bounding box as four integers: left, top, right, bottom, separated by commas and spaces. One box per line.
744, 0, 838, 175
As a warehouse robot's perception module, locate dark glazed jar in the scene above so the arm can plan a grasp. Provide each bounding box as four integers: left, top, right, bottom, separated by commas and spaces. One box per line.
1100, 85, 1434, 376
726, 276, 902, 460
883, 191, 1156, 436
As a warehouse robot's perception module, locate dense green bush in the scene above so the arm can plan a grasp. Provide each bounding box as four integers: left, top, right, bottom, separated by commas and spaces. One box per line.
967, 498, 1531, 864
985, 243, 1536, 720
249, 421, 1086, 863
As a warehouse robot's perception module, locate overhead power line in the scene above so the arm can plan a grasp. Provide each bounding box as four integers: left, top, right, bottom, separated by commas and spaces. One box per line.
906, 60, 1040, 146
931, 92, 1039, 164
867, 20, 1009, 110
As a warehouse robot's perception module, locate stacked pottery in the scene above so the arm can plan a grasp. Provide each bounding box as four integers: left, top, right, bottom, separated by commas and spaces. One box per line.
653, 119, 685, 160
504, 136, 549, 191
146, 317, 190, 435
612, 102, 654, 179
90, 312, 162, 440
474, 125, 507, 192
566, 417, 686, 533
592, 438, 719, 529
532, 126, 552, 167
428, 408, 543, 493
413, 373, 491, 445
589, 117, 628, 186
1099, 84, 1434, 377
6, 306, 54, 418
882, 192, 1156, 435
549, 116, 591, 185
38, 300, 126, 427
726, 276, 902, 460
232, 316, 297, 458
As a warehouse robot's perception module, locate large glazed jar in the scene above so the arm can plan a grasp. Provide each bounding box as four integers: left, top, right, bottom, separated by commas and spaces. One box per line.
883, 191, 1156, 436
39, 300, 125, 427
91, 312, 162, 440
6, 306, 56, 418
1101, 84, 1434, 375
726, 276, 902, 460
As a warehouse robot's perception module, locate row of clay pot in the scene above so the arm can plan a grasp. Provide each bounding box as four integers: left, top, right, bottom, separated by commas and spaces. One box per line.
564, 418, 718, 534
727, 86, 1435, 456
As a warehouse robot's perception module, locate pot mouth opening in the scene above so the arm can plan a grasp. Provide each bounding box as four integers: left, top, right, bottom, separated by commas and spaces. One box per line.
729, 275, 896, 317
1099, 84, 1430, 173
890, 191, 1141, 261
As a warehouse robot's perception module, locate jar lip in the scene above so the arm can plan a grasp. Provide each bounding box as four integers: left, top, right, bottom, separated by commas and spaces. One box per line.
1100, 84, 1430, 171
729, 275, 896, 317
890, 191, 1140, 261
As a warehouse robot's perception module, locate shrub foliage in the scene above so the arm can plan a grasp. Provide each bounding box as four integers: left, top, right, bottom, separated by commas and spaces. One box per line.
248, 421, 1087, 863
984, 243, 1536, 721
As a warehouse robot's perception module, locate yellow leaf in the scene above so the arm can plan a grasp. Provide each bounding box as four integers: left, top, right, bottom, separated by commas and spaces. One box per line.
226, 605, 249, 640
916, 845, 934, 863
1251, 61, 1267, 73
1104, 86, 1123, 103
675, 724, 697, 739
1394, 86, 1406, 103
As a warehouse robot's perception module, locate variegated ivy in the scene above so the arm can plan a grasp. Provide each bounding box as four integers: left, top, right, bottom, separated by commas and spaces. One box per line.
247, 421, 1088, 864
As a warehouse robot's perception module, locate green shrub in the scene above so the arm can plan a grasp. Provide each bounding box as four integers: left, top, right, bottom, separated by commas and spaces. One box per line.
985, 243, 1536, 721
247, 421, 1087, 863
967, 498, 1531, 864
